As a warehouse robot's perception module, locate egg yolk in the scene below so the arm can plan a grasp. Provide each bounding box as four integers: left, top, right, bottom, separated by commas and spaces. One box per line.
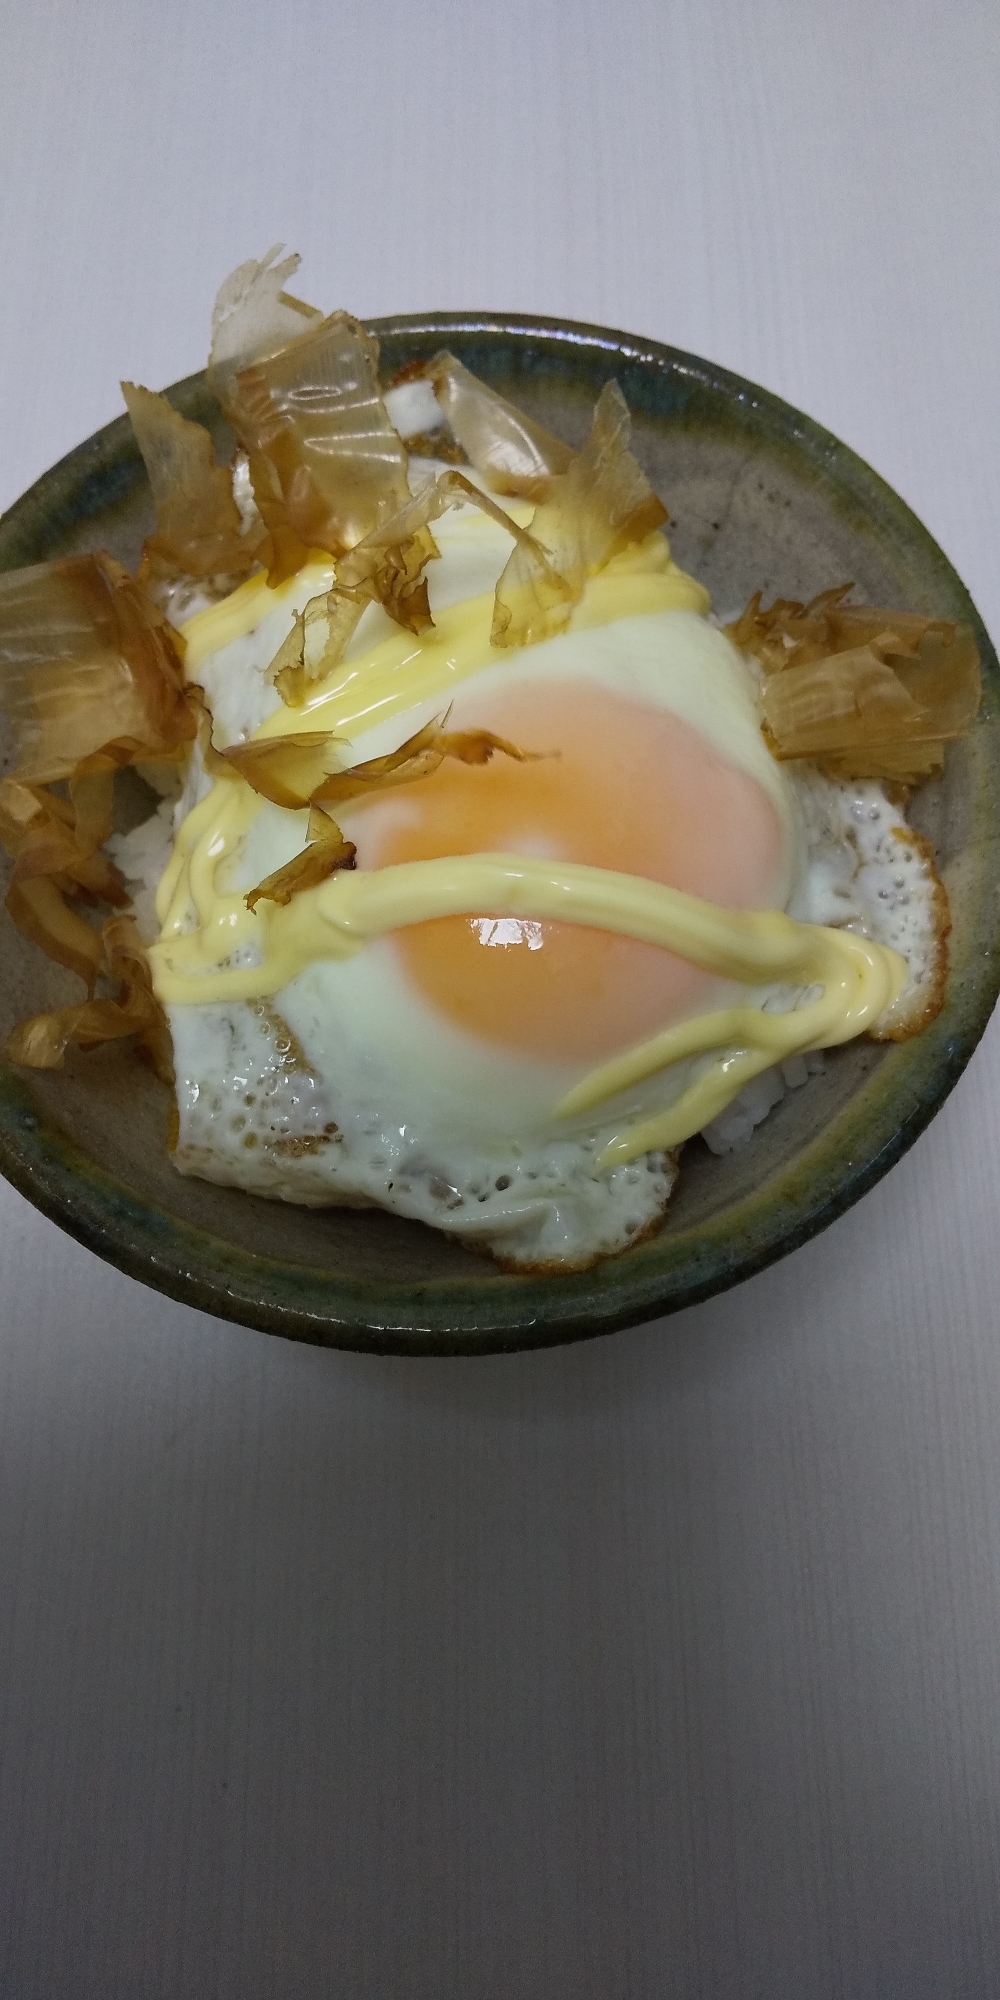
349, 683, 788, 1065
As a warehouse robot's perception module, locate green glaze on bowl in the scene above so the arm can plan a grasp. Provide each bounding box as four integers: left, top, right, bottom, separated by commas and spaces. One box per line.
0, 315, 997, 1355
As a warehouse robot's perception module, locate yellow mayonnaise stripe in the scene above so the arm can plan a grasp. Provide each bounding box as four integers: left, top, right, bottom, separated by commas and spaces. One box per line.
600, 1047, 798, 1165
175, 505, 674, 672
298, 858, 845, 972
153, 785, 223, 932
151, 851, 902, 995
255, 569, 707, 743
565, 935, 902, 1164
557, 942, 895, 1120
180, 554, 334, 670
149, 851, 908, 1162
154, 782, 257, 939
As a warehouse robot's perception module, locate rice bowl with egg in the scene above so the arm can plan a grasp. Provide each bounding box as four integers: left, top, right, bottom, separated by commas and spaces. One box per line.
0, 278, 988, 1344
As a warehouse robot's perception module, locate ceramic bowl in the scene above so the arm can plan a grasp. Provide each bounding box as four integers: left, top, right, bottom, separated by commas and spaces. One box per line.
0, 314, 997, 1354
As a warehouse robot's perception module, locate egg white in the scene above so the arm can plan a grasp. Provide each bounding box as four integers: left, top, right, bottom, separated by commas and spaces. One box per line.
129, 488, 943, 1266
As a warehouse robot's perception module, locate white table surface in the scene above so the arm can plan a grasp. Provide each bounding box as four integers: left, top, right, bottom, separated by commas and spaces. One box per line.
2, 3, 999, 1993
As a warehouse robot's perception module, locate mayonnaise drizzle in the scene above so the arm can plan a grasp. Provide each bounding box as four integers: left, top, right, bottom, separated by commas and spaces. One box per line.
153, 529, 909, 1164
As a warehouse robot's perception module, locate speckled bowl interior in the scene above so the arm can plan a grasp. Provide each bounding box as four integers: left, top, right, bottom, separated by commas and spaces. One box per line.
0, 315, 997, 1354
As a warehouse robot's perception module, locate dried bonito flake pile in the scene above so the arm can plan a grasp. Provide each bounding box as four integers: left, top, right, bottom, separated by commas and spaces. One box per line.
726, 585, 981, 786
0, 246, 982, 1077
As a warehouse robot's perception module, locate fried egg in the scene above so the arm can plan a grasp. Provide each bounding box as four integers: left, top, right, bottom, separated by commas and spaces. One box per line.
129, 485, 943, 1268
